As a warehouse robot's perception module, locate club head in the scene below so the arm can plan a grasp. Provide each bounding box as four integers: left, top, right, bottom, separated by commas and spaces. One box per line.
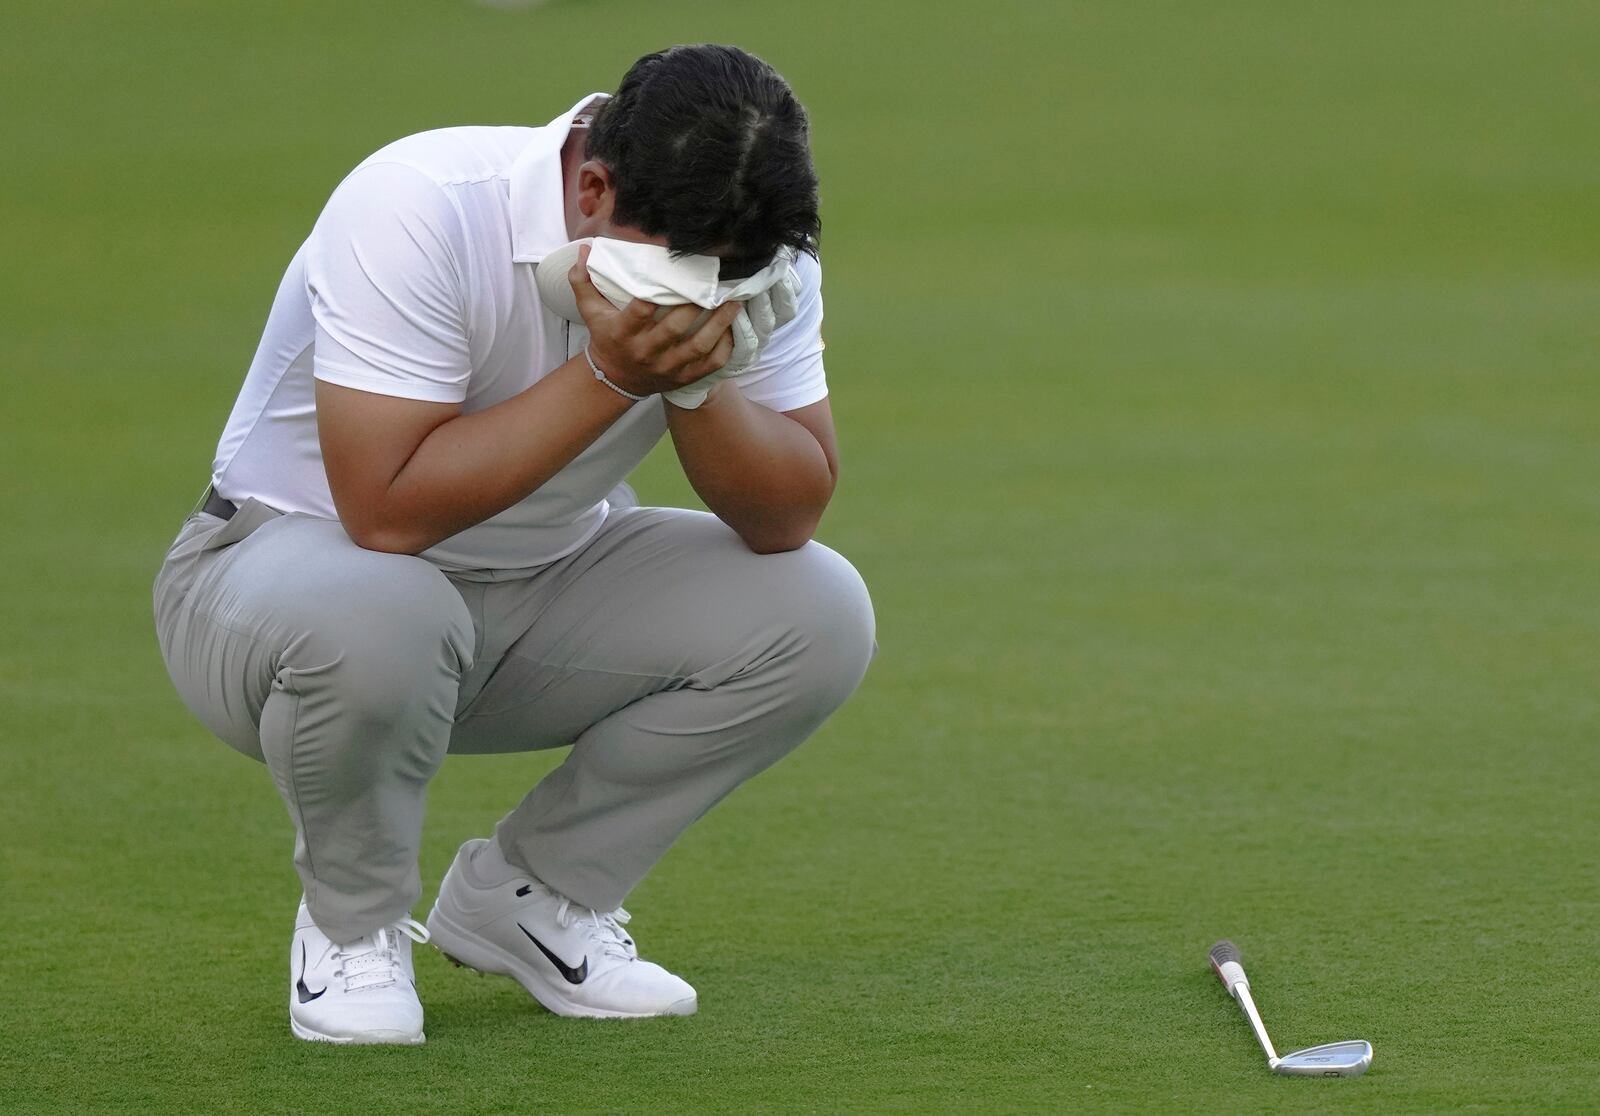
1270, 1040, 1373, 1077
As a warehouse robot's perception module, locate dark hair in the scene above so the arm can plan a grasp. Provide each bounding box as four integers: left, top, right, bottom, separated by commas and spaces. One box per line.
586, 44, 820, 275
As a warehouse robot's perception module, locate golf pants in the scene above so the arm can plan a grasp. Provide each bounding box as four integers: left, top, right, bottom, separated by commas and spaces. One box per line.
153, 501, 875, 944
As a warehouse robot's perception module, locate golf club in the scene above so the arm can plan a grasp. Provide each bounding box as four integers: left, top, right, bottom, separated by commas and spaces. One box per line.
1208, 940, 1373, 1077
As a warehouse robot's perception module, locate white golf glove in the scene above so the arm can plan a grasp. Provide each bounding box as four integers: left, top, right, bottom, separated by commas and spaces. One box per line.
662, 249, 800, 409
535, 239, 801, 410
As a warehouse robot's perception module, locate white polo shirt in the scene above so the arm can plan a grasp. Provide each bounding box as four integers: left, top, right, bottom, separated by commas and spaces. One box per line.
210, 94, 828, 572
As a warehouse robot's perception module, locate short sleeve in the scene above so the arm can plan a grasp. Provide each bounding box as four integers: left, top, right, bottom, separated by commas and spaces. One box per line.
304, 162, 472, 403
731, 251, 828, 412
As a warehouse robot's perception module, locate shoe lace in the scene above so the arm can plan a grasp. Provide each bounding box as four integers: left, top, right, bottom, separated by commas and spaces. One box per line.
335, 917, 430, 992
554, 900, 637, 961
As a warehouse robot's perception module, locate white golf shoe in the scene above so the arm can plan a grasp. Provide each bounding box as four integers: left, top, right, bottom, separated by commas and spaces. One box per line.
289, 899, 429, 1045
426, 839, 697, 1019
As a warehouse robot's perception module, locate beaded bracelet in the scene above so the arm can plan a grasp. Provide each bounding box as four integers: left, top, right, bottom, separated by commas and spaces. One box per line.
585, 345, 648, 402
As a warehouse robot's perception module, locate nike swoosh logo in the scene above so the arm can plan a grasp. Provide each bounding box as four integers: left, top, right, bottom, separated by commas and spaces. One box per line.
518, 924, 587, 984
296, 941, 327, 1003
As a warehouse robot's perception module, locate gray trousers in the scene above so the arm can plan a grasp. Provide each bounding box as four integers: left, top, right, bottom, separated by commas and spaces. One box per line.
153, 501, 875, 944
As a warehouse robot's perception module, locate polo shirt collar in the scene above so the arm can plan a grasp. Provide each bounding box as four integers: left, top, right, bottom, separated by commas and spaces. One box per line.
509, 92, 611, 264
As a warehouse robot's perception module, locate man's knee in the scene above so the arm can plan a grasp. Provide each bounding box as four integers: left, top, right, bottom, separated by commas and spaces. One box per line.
202, 519, 475, 738
770, 542, 876, 714
277, 549, 475, 717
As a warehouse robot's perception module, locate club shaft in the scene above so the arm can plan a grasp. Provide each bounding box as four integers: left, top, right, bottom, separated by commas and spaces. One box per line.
1232, 983, 1279, 1063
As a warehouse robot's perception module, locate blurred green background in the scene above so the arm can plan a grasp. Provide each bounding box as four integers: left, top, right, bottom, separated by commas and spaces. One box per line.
3, 1, 1597, 1112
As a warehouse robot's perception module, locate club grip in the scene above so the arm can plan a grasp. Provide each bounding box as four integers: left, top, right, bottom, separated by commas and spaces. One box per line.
1209, 940, 1249, 994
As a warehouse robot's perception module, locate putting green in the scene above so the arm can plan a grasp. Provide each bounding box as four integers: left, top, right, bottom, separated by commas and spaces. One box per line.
2, 2, 1596, 1111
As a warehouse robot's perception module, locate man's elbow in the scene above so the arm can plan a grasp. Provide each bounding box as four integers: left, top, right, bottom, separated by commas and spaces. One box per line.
745, 534, 811, 556
343, 518, 433, 556
739, 514, 823, 555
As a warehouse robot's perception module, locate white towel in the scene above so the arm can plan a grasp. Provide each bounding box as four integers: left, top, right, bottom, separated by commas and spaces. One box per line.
535, 237, 793, 322
534, 237, 802, 407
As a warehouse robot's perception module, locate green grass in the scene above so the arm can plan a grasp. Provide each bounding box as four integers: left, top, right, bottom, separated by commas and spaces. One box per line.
3, 1, 1599, 1111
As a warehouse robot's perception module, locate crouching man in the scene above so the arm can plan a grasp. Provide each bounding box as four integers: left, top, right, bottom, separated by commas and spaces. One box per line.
153, 43, 874, 1044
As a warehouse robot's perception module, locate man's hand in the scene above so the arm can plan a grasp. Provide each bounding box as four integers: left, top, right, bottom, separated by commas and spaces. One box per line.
662, 263, 801, 410
571, 244, 744, 398
741, 261, 802, 349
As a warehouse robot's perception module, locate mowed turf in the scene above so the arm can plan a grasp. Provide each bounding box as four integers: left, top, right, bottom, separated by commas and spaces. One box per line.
3, 1, 1598, 1111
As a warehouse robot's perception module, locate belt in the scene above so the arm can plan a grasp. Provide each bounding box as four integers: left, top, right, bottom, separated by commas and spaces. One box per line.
202, 487, 238, 521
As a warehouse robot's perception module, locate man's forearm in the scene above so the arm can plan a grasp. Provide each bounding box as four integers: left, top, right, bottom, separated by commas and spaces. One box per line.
322, 355, 633, 554
666, 386, 836, 554
323, 273, 764, 556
